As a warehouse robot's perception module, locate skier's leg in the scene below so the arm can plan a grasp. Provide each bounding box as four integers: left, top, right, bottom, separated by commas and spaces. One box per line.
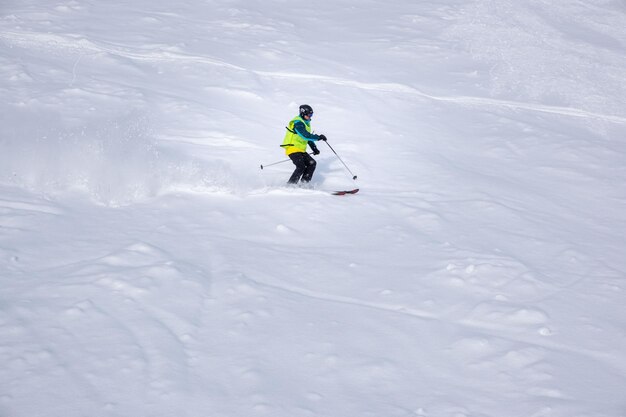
287, 153, 307, 184
300, 154, 317, 183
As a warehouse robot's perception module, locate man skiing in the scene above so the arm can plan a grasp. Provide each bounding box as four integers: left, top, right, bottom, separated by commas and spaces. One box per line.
281, 104, 327, 185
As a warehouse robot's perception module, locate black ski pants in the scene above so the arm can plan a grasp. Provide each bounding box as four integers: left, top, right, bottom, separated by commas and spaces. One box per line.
287, 152, 316, 184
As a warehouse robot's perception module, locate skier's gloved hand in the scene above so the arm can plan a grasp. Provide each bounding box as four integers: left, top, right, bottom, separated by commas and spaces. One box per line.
319, 134, 327, 141
312, 147, 320, 155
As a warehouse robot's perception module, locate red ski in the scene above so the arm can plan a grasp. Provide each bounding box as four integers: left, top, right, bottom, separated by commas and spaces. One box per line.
332, 188, 359, 196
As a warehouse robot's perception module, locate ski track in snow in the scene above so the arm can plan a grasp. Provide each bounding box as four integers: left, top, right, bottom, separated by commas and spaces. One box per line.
1, 240, 214, 405
236, 273, 626, 377
3, 29, 626, 125
0, 198, 63, 215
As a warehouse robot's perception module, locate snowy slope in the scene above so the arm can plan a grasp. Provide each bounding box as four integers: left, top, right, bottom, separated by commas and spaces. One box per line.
1, 1, 626, 416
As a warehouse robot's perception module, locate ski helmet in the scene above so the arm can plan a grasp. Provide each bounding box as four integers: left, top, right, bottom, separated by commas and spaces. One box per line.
299, 104, 314, 118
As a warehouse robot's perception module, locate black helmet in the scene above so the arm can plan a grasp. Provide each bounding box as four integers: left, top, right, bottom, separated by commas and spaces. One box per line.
299, 104, 314, 118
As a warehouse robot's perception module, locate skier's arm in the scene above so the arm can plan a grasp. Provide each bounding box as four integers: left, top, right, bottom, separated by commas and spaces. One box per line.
293, 120, 320, 142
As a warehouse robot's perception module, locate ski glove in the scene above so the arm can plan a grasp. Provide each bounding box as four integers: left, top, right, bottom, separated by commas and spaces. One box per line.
319, 134, 327, 141
312, 147, 320, 155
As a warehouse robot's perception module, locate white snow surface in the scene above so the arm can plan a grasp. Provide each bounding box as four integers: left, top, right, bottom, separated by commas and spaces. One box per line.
1, 0, 626, 416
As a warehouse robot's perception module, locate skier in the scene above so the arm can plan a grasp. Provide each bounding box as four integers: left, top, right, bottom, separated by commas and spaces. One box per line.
281, 104, 327, 185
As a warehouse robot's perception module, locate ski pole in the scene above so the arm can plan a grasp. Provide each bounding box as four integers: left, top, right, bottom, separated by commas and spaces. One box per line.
324, 141, 357, 180
260, 152, 313, 170
260, 157, 290, 170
